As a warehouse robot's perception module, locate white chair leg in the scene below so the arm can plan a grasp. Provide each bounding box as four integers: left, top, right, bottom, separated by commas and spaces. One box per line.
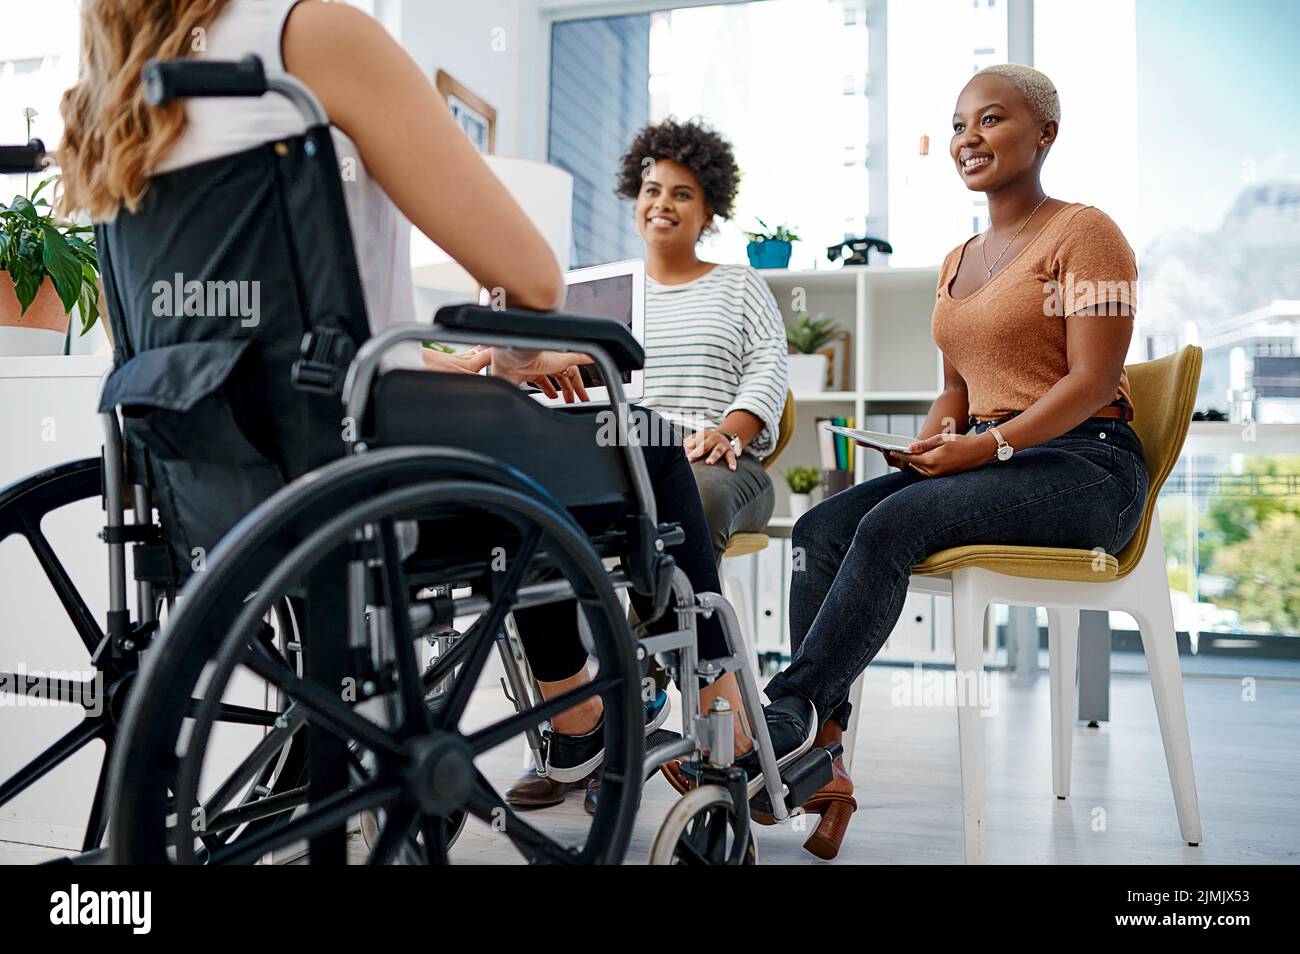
951, 570, 989, 864
722, 571, 758, 675
1046, 606, 1079, 799
1127, 522, 1203, 845
842, 671, 867, 772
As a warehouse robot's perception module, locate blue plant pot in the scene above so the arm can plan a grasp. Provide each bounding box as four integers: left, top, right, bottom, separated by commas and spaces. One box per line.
746, 240, 792, 269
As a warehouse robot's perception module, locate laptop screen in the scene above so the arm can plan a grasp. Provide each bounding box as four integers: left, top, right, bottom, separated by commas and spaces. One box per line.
560, 272, 635, 387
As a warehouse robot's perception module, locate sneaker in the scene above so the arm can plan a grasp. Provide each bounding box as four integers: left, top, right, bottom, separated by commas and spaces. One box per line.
544, 689, 670, 784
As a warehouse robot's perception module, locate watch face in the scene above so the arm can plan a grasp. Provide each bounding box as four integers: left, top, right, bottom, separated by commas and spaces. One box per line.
997, 444, 1014, 461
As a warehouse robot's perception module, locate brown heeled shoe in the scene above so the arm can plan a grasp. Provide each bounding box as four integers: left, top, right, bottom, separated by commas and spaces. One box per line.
798, 719, 856, 860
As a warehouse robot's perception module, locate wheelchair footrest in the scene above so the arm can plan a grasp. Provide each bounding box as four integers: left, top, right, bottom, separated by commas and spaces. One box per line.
773, 741, 843, 813
644, 728, 692, 780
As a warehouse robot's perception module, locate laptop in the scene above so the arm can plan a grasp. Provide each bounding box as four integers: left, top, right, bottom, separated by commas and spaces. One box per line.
518, 258, 646, 407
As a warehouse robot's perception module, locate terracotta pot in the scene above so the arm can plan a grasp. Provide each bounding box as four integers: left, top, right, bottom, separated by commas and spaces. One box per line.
0, 272, 70, 356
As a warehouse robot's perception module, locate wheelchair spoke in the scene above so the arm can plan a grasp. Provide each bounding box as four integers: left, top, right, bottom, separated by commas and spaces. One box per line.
242, 639, 405, 761
207, 785, 310, 836
434, 527, 540, 727
675, 835, 709, 866
419, 612, 487, 693
80, 739, 114, 851
195, 712, 306, 831
466, 770, 579, 864
205, 780, 401, 866
377, 519, 431, 737
192, 700, 282, 727
366, 802, 417, 865
437, 527, 544, 730
17, 513, 104, 656
464, 675, 619, 756
0, 715, 104, 805
419, 815, 449, 865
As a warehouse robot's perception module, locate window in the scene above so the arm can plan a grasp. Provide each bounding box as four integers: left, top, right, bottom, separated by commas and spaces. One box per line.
885, 0, 1007, 267
1035, 0, 1300, 644
548, 0, 877, 269
547, 14, 652, 267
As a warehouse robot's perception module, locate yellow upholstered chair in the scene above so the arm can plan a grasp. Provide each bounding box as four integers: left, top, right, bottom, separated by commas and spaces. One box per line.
845, 347, 1204, 863
720, 392, 795, 668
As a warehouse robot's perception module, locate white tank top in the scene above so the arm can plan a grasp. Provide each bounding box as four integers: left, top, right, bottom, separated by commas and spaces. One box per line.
156, 0, 417, 362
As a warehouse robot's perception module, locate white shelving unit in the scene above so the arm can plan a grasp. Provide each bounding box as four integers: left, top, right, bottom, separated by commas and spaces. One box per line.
725, 266, 949, 664
758, 265, 942, 525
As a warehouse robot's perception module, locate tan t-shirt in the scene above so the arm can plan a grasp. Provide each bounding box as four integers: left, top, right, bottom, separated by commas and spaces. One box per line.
931, 203, 1137, 422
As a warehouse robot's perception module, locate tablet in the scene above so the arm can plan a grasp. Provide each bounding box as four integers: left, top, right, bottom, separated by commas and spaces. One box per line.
822, 424, 916, 453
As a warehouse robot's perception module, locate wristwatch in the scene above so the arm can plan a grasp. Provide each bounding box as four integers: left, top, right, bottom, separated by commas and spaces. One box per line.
717, 429, 743, 457
987, 425, 1014, 462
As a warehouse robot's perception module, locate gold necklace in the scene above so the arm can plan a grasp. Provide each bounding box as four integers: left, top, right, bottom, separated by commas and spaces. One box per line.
980, 195, 1050, 279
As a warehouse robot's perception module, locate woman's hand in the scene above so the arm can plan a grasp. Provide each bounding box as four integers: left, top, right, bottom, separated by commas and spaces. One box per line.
420, 345, 492, 375
491, 348, 593, 403
889, 432, 996, 477
879, 447, 908, 471
685, 429, 738, 471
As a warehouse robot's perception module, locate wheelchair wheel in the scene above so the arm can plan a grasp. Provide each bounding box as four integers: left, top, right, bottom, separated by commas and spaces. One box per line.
0, 458, 309, 857
0, 459, 114, 852
648, 786, 758, 865
108, 448, 645, 864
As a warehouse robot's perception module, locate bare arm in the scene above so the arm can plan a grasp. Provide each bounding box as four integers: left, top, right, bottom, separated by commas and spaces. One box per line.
282, 1, 564, 312
992, 304, 1134, 453
918, 353, 971, 441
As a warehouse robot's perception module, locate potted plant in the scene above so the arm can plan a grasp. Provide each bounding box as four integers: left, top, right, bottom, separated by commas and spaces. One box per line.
745, 218, 799, 269
0, 109, 101, 357
784, 466, 820, 519
785, 310, 838, 392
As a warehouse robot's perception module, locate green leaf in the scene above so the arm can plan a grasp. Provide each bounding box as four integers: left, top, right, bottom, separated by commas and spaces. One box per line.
40, 223, 82, 313
10, 195, 39, 223
29, 176, 57, 201
10, 260, 40, 314
76, 269, 100, 336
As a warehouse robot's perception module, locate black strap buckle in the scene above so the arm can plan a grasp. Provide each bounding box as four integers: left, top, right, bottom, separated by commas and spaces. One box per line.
99, 524, 162, 545
292, 327, 354, 395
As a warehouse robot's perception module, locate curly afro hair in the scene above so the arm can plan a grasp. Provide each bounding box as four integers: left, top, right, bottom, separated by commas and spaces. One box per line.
616, 118, 741, 231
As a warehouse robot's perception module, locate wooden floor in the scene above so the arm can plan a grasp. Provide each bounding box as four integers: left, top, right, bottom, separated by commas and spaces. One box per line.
5, 666, 1298, 865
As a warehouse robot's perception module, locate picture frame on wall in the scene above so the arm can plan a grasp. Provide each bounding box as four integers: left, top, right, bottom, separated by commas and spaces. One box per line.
435, 69, 496, 155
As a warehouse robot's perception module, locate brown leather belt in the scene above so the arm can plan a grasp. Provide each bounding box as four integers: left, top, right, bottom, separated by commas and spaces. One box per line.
972, 403, 1134, 428
1089, 404, 1134, 421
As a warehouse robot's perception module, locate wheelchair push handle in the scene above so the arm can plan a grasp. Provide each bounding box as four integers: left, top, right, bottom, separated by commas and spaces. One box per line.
143, 55, 268, 106
141, 54, 327, 126
0, 138, 51, 174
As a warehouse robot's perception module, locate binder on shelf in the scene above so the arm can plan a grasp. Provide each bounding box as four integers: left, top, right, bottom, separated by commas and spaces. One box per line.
755, 542, 785, 652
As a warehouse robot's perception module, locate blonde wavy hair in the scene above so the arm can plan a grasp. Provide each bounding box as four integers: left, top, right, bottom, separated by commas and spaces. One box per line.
57, 0, 232, 221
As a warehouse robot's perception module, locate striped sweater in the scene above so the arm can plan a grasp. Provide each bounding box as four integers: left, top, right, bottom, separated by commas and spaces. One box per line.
642, 264, 789, 458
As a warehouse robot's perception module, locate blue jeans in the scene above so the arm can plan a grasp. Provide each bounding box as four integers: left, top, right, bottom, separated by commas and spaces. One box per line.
765, 418, 1148, 726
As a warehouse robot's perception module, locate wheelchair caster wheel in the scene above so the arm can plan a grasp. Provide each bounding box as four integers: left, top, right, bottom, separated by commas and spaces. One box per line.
649, 785, 757, 865
360, 807, 466, 862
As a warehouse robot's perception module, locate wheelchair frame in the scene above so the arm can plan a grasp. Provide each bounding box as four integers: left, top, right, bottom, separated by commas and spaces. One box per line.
345, 324, 797, 821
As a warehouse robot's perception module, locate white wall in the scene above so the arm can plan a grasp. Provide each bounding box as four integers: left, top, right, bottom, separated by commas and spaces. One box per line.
392, 0, 539, 158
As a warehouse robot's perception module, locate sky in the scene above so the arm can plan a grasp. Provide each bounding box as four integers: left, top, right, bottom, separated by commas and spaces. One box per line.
1135, 0, 1300, 251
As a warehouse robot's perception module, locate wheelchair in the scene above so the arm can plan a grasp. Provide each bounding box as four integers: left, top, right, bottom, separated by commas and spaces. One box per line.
3, 58, 843, 865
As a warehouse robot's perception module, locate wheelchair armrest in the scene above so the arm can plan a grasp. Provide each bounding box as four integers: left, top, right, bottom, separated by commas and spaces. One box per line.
434, 304, 645, 373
